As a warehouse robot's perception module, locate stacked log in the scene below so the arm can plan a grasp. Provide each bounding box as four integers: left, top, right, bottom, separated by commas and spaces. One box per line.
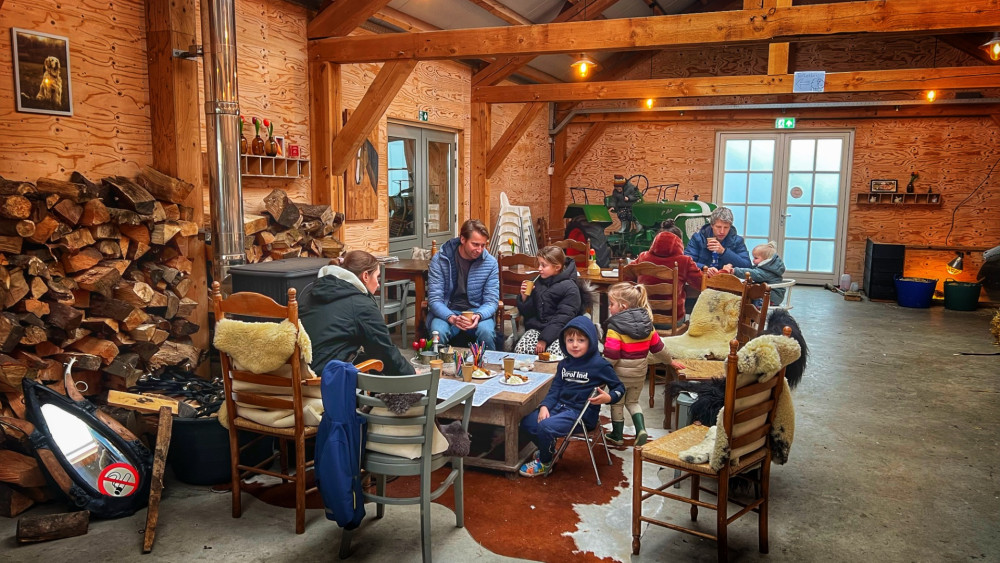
243, 189, 344, 263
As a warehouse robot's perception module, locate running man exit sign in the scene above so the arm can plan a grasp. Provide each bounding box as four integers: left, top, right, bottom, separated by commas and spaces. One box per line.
775, 117, 796, 129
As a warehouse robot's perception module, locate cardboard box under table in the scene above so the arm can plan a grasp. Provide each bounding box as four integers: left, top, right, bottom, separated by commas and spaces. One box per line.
437, 359, 556, 475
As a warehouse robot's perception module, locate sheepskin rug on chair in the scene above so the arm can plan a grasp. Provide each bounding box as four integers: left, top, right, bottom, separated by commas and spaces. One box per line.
661, 288, 742, 360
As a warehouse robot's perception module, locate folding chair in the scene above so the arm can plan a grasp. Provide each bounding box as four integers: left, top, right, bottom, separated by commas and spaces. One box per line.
549, 388, 612, 485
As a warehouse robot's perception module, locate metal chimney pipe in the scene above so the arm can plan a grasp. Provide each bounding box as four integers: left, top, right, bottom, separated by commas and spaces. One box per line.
201, 0, 245, 286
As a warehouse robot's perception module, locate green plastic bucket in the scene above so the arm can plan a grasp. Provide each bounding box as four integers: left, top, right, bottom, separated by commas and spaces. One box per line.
943, 279, 982, 311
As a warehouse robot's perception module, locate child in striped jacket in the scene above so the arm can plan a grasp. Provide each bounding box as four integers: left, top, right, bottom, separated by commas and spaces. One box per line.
603, 282, 677, 446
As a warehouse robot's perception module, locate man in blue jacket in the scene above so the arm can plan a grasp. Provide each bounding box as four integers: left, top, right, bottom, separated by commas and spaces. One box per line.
684, 206, 752, 271
427, 219, 500, 349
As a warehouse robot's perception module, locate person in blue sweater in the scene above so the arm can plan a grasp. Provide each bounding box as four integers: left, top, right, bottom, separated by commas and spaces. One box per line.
519, 316, 625, 477
684, 206, 752, 271
427, 219, 500, 349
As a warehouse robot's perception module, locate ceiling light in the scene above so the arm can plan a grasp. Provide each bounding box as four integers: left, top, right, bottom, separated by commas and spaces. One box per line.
982, 32, 1000, 62
926, 90, 937, 102
644, 98, 655, 109
570, 54, 599, 78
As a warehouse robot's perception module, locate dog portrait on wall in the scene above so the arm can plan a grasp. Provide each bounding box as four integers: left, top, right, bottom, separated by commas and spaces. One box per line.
12, 28, 73, 116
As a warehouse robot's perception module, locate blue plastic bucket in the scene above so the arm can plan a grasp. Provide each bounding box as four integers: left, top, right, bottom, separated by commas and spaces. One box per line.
894, 276, 938, 308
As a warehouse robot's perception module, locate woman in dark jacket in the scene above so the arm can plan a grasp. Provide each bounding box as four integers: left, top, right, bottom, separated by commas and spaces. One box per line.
514, 246, 590, 355
300, 251, 414, 375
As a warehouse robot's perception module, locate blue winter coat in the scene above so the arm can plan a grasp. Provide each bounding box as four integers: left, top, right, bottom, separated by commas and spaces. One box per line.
684, 223, 752, 270
426, 237, 500, 328
541, 316, 625, 429
315, 360, 366, 530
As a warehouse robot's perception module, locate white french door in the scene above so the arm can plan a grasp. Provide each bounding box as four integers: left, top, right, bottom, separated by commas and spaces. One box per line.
714, 131, 854, 285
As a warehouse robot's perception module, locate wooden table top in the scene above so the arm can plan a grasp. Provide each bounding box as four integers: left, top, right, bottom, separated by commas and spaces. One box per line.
384, 258, 429, 273
438, 353, 557, 406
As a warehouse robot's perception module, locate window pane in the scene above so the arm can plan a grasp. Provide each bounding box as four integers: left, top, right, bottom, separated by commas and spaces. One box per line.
749, 140, 775, 171
744, 238, 767, 252
809, 240, 835, 272
811, 207, 838, 239
788, 139, 815, 171
729, 205, 746, 234
814, 173, 840, 205
747, 173, 773, 204
787, 173, 813, 204
388, 137, 416, 239
783, 239, 808, 271
723, 173, 747, 204
745, 205, 771, 238
815, 139, 843, 171
725, 140, 750, 171
427, 141, 452, 234
784, 205, 810, 238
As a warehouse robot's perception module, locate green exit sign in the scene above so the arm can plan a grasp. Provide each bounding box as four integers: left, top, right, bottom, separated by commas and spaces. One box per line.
418, 110, 429, 122
775, 117, 796, 129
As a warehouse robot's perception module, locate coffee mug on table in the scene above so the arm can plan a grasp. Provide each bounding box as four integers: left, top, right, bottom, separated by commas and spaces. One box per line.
461, 364, 475, 382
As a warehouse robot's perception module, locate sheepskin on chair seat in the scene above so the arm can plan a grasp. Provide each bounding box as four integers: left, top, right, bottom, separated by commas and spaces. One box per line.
661, 289, 742, 360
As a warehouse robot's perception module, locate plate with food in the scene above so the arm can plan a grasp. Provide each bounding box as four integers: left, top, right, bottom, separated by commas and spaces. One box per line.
535, 353, 564, 363
471, 368, 499, 379
500, 373, 530, 385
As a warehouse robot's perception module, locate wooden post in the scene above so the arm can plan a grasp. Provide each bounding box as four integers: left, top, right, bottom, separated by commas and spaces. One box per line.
308, 60, 344, 239
143, 406, 173, 553
470, 101, 491, 223
549, 129, 567, 227
145, 0, 209, 375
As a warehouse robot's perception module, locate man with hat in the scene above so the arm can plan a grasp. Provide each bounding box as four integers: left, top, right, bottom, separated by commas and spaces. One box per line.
608, 174, 642, 233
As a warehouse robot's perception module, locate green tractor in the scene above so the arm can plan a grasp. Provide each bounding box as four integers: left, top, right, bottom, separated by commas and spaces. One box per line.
563, 175, 716, 261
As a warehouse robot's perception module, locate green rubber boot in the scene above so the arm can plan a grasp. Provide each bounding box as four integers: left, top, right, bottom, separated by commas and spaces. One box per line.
607, 421, 625, 446
632, 413, 648, 447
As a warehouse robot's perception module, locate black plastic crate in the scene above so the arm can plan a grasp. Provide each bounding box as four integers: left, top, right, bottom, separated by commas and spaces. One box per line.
230, 257, 330, 305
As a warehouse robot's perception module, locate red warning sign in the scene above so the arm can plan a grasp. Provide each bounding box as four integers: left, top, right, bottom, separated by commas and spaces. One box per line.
98, 463, 139, 497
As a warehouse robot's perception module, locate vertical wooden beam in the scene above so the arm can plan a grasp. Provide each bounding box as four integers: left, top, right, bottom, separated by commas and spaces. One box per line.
145, 0, 208, 369
549, 129, 567, 226
486, 102, 545, 178
754, 0, 793, 75
308, 61, 344, 239
330, 60, 417, 176
470, 102, 491, 223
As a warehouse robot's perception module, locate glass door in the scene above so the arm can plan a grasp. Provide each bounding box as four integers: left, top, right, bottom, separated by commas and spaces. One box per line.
715, 131, 853, 285
387, 123, 457, 257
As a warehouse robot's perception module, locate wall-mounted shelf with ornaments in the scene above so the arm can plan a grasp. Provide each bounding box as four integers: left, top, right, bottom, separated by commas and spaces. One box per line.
854, 193, 942, 206
241, 155, 310, 178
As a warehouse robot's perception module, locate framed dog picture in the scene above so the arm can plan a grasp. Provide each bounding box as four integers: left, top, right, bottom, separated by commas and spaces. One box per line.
870, 179, 897, 193
11, 28, 73, 116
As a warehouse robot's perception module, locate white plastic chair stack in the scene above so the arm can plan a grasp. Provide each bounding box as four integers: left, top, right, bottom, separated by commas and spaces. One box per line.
489, 192, 538, 257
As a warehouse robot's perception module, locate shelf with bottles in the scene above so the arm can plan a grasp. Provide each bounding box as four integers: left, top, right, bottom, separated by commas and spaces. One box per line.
241, 155, 310, 178
854, 192, 942, 206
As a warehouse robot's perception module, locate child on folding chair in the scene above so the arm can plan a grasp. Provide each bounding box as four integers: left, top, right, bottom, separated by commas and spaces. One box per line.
519, 316, 624, 477
603, 282, 678, 447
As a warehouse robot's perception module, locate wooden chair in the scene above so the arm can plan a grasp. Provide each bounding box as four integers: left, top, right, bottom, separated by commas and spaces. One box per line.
632, 328, 793, 561
552, 238, 590, 267
496, 253, 537, 349
341, 369, 475, 562
622, 262, 685, 410
377, 266, 412, 344
211, 281, 379, 534
701, 269, 746, 295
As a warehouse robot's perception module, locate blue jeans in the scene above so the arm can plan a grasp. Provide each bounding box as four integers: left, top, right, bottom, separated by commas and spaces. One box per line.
520, 404, 580, 464
429, 316, 496, 350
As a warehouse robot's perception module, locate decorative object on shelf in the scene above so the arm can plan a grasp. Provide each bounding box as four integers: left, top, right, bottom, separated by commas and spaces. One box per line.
251, 117, 265, 155
11, 28, 73, 116
274, 135, 285, 157
930, 193, 939, 204
264, 119, 278, 157
869, 194, 878, 203
288, 144, 300, 158
239, 115, 248, 155
870, 179, 897, 193
892, 195, 904, 203
906, 172, 918, 194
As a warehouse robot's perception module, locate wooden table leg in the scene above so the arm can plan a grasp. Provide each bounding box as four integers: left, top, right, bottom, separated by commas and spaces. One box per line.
504, 406, 520, 471
413, 274, 426, 336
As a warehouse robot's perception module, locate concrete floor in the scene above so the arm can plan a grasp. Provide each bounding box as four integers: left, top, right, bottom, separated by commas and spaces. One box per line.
2, 287, 998, 562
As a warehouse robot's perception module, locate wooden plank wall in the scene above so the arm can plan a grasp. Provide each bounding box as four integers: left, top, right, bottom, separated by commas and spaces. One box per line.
0, 0, 152, 180
488, 103, 551, 235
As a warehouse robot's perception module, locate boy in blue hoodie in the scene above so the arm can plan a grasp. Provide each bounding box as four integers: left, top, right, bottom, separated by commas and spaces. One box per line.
519, 316, 625, 477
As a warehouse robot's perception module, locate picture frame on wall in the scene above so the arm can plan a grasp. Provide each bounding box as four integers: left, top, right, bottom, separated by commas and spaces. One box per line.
11, 28, 73, 116
870, 179, 897, 193
274, 136, 285, 157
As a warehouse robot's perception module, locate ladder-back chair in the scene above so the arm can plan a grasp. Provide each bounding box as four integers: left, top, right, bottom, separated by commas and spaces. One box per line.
551, 238, 590, 267
623, 262, 685, 409
497, 253, 537, 348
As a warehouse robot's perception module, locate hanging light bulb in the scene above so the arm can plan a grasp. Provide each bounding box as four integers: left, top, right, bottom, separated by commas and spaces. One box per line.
946, 251, 964, 274
644, 98, 655, 109
982, 32, 1000, 62
570, 54, 599, 78
926, 90, 937, 102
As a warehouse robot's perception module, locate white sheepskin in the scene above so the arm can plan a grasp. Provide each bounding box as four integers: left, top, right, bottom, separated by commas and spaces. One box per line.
661, 289, 742, 359
213, 318, 312, 374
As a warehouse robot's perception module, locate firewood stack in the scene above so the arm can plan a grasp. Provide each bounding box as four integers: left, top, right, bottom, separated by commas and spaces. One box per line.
0, 166, 205, 405
243, 189, 344, 263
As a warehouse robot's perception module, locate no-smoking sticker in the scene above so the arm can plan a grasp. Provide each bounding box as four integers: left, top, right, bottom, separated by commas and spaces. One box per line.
98, 463, 140, 497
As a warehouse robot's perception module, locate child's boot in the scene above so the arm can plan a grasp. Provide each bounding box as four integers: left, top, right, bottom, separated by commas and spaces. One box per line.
607, 420, 625, 446
632, 413, 648, 446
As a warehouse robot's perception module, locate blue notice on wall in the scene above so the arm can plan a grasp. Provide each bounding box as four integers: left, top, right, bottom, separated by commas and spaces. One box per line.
793, 71, 826, 93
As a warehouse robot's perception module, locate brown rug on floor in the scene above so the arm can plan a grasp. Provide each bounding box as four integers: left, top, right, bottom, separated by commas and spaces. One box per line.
384, 442, 627, 563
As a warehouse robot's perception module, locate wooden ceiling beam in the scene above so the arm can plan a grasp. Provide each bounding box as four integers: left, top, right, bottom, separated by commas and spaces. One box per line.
330, 60, 417, 176
308, 0, 392, 40
467, 0, 532, 26
374, 7, 437, 32
486, 102, 546, 177
311, 0, 1000, 63
474, 66, 1000, 103
570, 103, 1000, 123
561, 122, 608, 178
472, 0, 621, 87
